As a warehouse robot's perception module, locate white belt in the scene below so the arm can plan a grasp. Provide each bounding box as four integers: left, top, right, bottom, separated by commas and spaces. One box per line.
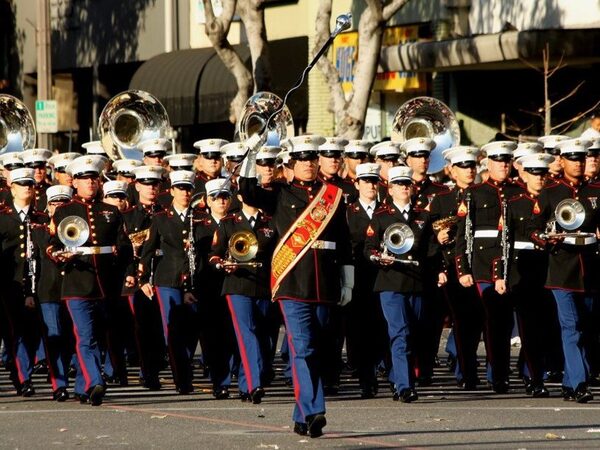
513, 241, 535, 250
73, 246, 114, 255
563, 236, 597, 246
312, 240, 336, 250
474, 230, 499, 238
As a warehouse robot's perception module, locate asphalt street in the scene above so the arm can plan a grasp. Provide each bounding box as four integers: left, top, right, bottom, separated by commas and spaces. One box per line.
1, 336, 599, 449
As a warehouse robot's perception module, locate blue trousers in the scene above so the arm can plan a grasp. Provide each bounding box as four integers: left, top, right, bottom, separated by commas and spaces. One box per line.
279, 299, 329, 424
40, 303, 69, 390
65, 299, 105, 395
155, 287, 194, 390
226, 295, 270, 393
380, 291, 422, 392
551, 290, 594, 389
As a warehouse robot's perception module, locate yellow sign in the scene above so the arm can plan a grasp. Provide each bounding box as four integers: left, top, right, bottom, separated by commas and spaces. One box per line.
333, 26, 426, 93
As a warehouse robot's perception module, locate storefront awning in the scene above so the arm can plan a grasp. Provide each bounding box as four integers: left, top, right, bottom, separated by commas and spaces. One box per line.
130, 37, 308, 126
380, 29, 600, 73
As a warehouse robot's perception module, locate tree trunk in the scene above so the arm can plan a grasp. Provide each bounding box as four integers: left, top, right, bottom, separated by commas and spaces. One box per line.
203, 0, 253, 124
237, 0, 272, 93
314, 0, 412, 139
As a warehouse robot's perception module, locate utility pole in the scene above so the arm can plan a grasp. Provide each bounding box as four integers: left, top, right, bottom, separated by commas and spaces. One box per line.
36, 0, 52, 149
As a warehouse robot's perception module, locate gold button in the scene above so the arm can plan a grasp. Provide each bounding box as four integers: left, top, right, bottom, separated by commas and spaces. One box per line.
19, 226, 23, 230
61, 271, 65, 276
93, 240, 98, 244
479, 246, 483, 250
92, 233, 96, 237
91, 225, 96, 229
20, 252, 25, 258
182, 230, 187, 234
90, 218, 95, 222
19, 234, 24, 239
20, 244, 24, 248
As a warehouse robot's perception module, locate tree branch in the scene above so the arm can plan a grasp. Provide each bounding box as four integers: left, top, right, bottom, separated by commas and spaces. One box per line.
382, 0, 411, 21
547, 52, 566, 78
518, 56, 543, 73
518, 108, 544, 119
549, 81, 584, 110
550, 100, 600, 131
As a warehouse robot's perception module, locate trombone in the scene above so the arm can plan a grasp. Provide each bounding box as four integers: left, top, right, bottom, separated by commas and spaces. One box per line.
216, 230, 263, 270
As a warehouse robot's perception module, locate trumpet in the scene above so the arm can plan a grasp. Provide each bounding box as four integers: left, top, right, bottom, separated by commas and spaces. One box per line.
216, 230, 263, 270
370, 222, 419, 266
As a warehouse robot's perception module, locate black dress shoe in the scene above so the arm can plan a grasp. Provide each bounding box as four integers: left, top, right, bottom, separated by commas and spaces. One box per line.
531, 385, 550, 398
176, 384, 194, 395
399, 388, 418, 403
143, 377, 162, 391
250, 387, 265, 404
53, 387, 70, 402
239, 392, 251, 402
75, 393, 89, 404
545, 371, 563, 383
562, 386, 576, 401
88, 384, 106, 406
360, 385, 377, 399
306, 413, 327, 438
492, 381, 509, 394
575, 386, 594, 403
293, 422, 308, 436
213, 387, 230, 400
21, 381, 35, 397
457, 379, 478, 390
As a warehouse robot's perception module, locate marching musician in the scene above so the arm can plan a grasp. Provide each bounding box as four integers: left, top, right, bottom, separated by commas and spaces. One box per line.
539, 135, 568, 182
122, 165, 167, 390
21, 149, 53, 211
48, 155, 132, 406
584, 138, 600, 183
101, 180, 133, 386
528, 138, 600, 403
192, 178, 235, 400
160, 153, 197, 208
496, 153, 556, 397
192, 139, 227, 210
455, 141, 523, 394
208, 189, 278, 404
512, 142, 543, 188
346, 162, 388, 398
429, 146, 484, 390
317, 137, 355, 205
0, 168, 48, 397
342, 139, 369, 184
48, 152, 80, 187
371, 141, 401, 204
112, 159, 142, 184
35, 185, 74, 401
127, 139, 171, 207
364, 165, 435, 403
403, 137, 449, 385
238, 135, 353, 438
139, 170, 200, 395
0, 153, 24, 204
255, 146, 279, 187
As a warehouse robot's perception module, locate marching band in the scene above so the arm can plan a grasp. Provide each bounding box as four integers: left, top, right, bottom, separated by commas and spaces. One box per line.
1, 91, 600, 439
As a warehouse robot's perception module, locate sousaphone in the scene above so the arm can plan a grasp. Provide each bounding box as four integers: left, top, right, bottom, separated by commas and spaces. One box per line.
0, 94, 36, 154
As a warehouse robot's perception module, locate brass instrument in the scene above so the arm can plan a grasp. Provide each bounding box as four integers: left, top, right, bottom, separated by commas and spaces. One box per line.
99, 90, 170, 161
128, 228, 150, 258
0, 94, 36, 154
54, 216, 90, 256
370, 222, 419, 266
25, 217, 37, 294
541, 199, 595, 241
216, 230, 263, 270
432, 216, 459, 244
391, 97, 460, 174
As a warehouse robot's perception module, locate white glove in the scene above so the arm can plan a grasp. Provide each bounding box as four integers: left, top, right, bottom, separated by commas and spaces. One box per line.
338, 265, 354, 306
239, 134, 265, 179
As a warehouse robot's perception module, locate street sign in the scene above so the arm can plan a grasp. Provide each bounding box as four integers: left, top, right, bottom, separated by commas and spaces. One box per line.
35, 100, 58, 133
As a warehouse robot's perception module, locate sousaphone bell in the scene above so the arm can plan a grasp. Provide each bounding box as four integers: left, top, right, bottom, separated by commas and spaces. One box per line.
237, 92, 294, 150
391, 97, 460, 174
0, 94, 36, 154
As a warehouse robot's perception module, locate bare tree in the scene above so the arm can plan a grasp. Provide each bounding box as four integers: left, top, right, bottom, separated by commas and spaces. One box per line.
519, 43, 600, 135
203, 0, 272, 124
314, 0, 411, 139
